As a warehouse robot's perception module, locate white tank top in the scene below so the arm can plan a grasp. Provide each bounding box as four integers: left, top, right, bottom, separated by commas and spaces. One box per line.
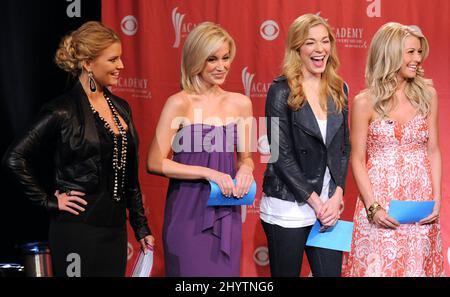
260, 117, 331, 228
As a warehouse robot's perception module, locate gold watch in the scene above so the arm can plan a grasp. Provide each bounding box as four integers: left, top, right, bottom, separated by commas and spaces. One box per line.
366, 202, 383, 223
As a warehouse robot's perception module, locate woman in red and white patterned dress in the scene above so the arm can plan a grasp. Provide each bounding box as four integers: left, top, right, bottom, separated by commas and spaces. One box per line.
342, 22, 444, 276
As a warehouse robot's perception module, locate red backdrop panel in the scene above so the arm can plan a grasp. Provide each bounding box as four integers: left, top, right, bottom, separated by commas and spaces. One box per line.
102, 0, 450, 276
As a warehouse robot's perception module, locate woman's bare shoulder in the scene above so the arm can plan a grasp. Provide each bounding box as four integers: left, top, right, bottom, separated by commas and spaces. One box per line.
165, 91, 191, 111
225, 91, 252, 108
353, 90, 374, 110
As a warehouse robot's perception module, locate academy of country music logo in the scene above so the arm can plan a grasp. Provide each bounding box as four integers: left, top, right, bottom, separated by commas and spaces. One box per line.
172, 7, 198, 48
121, 15, 138, 36
242, 67, 255, 98
314, 11, 368, 49
330, 0, 380, 49
241, 67, 271, 99
127, 242, 134, 261
113, 76, 152, 99
172, 7, 185, 47
241, 195, 262, 225
241, 194, 262, 224
333, 26, 368, 49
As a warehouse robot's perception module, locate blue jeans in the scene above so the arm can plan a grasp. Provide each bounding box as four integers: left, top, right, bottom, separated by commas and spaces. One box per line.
261, 220, 342, 277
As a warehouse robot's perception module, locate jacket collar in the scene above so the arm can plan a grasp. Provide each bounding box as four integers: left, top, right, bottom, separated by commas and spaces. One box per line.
325, 96, 343, 147
69, 81, 101, 148
69, 80, 137, 151
293, 96, 343, 147
104, 87, 131, 123
103, 87, 138, 147
70, 81, 131, 123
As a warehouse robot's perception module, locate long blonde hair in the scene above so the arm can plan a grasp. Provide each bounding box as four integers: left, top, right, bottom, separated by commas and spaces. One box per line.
366, 22, 432, 118
181, 22, 236, 93
282, 14, 346, 112
54, 21, 120, 76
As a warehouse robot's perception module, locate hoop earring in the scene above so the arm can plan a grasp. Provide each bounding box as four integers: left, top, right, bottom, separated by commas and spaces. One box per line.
88, 71, 97, 93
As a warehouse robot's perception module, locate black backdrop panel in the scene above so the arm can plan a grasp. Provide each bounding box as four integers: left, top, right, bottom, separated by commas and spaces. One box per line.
0, 0, 101, 263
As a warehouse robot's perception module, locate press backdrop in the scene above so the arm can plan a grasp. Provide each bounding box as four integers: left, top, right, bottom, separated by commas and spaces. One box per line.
100, 0, 450, 276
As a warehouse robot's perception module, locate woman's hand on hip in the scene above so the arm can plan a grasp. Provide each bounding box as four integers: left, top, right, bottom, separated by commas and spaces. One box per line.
54, 190, 87, 215
139, 235, 155, 254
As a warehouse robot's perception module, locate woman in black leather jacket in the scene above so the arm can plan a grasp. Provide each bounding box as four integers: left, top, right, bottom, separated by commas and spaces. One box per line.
3, 21, 154, 276
260, 14, 350, 277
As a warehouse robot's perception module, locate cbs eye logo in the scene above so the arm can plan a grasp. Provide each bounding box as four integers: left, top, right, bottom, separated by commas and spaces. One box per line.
121, 15, 138, 36
253, 246, 270, 266
260, 20, 279, 41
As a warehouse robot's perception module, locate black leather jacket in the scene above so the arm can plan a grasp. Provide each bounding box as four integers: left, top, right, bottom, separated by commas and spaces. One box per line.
3, 82, 151, 240
262, 76, 350, 203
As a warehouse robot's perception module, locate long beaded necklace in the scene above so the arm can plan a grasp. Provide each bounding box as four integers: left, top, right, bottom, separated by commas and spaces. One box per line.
89, 93, 128, 202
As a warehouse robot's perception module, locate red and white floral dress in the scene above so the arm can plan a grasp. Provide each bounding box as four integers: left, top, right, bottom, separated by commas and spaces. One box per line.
342, 115, 444, 277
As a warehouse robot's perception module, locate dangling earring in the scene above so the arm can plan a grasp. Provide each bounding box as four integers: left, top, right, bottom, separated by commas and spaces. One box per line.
88, 71, 97, 93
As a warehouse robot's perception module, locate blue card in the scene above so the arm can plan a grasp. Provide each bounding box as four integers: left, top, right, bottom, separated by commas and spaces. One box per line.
207, 180, 256, 206
306, 220, 354, 252
387, 200, 435, 224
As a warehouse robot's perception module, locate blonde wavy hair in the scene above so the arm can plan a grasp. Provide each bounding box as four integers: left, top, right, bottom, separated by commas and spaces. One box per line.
181, 22, 236, 93
54, 21, 120, 76
282, 14, 346, 112
366, 22, 432, 118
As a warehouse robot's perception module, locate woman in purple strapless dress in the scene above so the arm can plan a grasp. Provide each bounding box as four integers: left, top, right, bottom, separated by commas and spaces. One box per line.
147, 22, 254, 276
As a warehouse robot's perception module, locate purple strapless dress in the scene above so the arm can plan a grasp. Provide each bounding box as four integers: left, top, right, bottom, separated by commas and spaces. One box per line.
163, 123, 242, 276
